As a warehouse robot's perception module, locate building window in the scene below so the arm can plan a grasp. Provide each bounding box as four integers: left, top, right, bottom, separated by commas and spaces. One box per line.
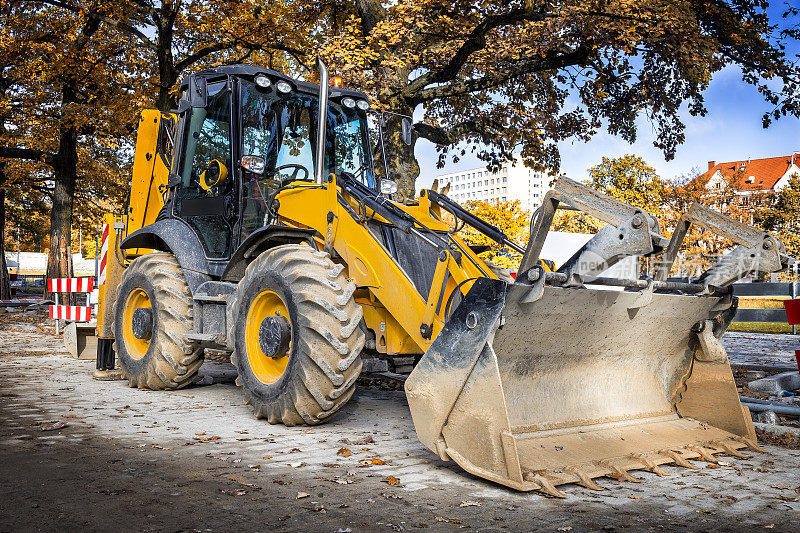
503, 177, 507, 182
502, 196, 506, 201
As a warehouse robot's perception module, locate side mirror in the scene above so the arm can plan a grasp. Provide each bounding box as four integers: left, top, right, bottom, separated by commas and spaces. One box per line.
240, 155, 266, 175
188, 75, 208, 108
401, 117, 413, 146
199, 159, 228, 190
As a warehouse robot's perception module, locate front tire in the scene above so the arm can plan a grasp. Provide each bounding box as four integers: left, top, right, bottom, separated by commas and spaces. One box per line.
114, 253, 203, 389
229, 244, 364, 425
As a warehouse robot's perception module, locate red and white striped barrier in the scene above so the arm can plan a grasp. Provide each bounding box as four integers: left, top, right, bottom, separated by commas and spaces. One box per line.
0, 299, 42, 306
99, 223, 109, 286
49, 305, 93, 321
48, 276, 96, 332
47, 277, 94, 293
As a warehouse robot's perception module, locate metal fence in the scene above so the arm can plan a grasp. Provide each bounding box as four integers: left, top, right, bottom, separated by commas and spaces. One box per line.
732, 282, 799, 334
10, 274, 47, 288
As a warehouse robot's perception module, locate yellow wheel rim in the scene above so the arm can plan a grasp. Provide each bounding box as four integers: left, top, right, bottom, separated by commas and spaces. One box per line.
245, 290, 291, 384
122, 288, 151, 360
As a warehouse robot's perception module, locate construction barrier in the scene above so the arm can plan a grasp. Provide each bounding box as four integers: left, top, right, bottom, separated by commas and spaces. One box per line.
47, 277, 94, 294
98, 223, 109, 286
0, 299, 42, 306
48, 304, 93, 321
47, 276, 96, 335
784, 299, 800, 372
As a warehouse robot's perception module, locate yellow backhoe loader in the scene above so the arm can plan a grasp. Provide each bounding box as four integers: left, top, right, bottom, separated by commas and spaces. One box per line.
95, 60, 791, 496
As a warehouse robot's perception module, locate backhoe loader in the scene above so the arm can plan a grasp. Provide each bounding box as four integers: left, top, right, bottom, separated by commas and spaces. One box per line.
96, 60, 791, 496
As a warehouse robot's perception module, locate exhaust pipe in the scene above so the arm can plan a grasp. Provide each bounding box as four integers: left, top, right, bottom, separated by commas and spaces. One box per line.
315, 57, 329, 185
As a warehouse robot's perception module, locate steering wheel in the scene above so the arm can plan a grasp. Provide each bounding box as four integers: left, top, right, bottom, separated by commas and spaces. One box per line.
275, 164, 310, 184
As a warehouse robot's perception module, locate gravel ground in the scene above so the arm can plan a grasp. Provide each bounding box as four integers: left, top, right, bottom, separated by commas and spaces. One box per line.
722, 332, 798, 369
1, 314, 799, 532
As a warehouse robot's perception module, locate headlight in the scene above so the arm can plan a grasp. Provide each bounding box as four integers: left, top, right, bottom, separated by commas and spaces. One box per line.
254, 74, 271, 88
241, 155, 266, 175
276, 80, 292, 93
356, 99, 370, 111
380, 179, 398, 195
341, 97, 356, 109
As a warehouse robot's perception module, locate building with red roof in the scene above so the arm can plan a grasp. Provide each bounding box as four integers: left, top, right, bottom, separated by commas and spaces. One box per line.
695, 154, 800, 194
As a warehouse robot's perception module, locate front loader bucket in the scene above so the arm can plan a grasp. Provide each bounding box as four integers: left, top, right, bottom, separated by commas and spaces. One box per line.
405, 278, 761, 496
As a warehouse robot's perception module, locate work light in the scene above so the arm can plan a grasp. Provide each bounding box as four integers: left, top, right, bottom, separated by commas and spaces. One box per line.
276, 80, 292, 93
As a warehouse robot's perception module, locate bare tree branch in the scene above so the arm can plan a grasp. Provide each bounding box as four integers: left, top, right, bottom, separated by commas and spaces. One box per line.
411, 45, 590, 104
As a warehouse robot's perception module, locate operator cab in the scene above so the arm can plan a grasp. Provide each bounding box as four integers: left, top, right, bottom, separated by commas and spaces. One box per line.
169, 65, 375, 261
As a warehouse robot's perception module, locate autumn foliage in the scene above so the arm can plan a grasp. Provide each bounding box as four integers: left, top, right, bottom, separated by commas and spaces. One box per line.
1, 1, 799, 295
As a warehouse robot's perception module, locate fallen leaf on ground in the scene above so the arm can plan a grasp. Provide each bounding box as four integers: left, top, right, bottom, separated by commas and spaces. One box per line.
459, 501, 480, 507
557, 527, 572, 532
296, 492, 309, 499
359, 458, 386, 466
41, 422, 68, 431
382, 475, 400, 486
628, 495, 641, 500
337, 448, 352, 457
435, 517, 462, 524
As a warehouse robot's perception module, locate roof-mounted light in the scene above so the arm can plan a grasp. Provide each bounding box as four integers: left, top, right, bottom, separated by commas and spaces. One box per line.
254, 74, 271, 88
356, 99, 370, 111
341, 97, 356, 109
276, 80, 292, 93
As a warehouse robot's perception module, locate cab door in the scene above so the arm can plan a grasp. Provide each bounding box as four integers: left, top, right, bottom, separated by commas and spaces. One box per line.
173, 81, 236, 259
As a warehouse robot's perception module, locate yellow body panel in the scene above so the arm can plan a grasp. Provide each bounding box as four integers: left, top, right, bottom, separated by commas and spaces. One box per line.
275, 177, 497, 355
126, 110, 175, 257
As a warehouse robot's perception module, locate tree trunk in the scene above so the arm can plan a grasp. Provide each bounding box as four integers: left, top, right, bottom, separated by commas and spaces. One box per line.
44, 124, 77, 304
383, 112, 420, 200
0, 169, 12, 300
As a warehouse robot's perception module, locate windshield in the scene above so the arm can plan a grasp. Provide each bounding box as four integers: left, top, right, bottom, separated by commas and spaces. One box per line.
239, 80, 374, 186
239, 80, 374, 239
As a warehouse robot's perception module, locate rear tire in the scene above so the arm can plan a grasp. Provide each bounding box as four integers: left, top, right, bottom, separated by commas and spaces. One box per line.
114, 253, 203, 389
229, 244, 364, 425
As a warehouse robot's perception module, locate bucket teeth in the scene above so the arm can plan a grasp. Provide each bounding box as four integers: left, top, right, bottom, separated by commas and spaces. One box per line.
687, 445, 718, 463
711, 440, 750, 459
566, 468, 604, 491
598, 461, 642, 483
629, 454, 668, 477
524, 473, 568, 498
733, 436, 766, 453
660, 449, 700, 469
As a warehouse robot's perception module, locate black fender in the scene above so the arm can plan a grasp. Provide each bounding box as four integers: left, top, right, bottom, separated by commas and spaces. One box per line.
120, 218, 212, 294
221, 225, 320, 282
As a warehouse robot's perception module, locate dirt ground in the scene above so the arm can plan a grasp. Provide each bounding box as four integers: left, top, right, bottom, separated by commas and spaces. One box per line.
1, 313, 799, 532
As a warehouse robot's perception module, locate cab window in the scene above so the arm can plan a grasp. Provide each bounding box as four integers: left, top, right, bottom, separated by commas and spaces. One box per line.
175, 82, 234, 258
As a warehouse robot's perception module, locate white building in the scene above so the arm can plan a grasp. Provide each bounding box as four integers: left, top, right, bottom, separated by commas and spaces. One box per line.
435, 154, 554, 212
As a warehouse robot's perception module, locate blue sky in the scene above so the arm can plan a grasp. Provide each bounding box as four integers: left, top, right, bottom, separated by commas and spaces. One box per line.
414, 65, 800, 189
